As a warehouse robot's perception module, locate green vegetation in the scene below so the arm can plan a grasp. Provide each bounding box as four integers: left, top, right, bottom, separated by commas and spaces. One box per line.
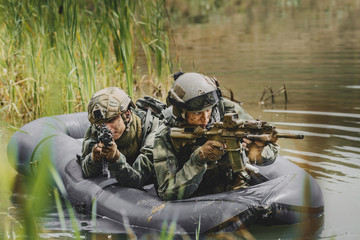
0, 0, 173, 127
0, 0, 174, 238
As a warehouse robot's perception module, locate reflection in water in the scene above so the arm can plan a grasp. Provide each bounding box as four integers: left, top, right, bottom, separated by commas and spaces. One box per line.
345, 85, 360, 89
334, 145, 360, 153
173, 0, 360, 239
272, 121, 360, 133
248, 215, 324, 240
283, 149, 360, 169
264, 110, 360, 118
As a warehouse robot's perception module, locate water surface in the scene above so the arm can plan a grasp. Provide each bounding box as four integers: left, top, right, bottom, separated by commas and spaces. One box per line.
174, 1, 360, 239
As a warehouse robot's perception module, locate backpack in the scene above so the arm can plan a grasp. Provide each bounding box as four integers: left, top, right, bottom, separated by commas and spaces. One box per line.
135, 96, 167, 119
134, 96, 173, 146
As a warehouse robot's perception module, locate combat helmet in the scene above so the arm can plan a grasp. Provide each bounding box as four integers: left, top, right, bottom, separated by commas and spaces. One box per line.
167, 72, 222, 120
88, 87, 135, 124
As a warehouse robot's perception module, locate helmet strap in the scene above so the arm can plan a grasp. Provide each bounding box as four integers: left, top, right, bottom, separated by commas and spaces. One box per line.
121, 110, 132, 132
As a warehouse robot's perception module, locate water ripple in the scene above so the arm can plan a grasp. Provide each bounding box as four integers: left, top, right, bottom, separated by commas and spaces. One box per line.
284, 156, 349, 183
284, 155, 360, 186
344, 85, 360, 89
325, 149, 360, 159
264, 110, 360, 119
333, 146, 360, 154
277, 129, 360, 141
344, 121, 360, 125
273, 122, 360, 133
282, 149, 341, 162
281, 149, 360, 169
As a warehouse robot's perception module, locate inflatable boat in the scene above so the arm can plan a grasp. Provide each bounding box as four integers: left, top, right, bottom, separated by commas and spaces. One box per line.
7, 112, 324, 234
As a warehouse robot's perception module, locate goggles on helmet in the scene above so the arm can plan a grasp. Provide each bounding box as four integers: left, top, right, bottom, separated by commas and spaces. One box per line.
169, 89, 222, 112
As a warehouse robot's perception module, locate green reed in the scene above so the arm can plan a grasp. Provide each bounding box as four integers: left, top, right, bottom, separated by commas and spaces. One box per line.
0, 0, 174, 127
136, 0, 173, 97
0, 0, 176, 238
107, 0, 136, 98
160, 221, 176, 240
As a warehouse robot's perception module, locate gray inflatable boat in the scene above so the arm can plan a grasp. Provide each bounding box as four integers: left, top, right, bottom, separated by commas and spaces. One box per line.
7, 112, 324, 234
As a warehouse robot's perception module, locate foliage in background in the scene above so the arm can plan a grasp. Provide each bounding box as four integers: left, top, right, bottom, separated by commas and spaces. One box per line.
0, 0, 173, 127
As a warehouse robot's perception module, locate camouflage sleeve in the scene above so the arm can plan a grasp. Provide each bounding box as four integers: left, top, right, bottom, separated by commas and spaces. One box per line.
153, 122, 207, 201
108, 117, 160, 188
81, 126, 103, 177
260, 143, 280, 165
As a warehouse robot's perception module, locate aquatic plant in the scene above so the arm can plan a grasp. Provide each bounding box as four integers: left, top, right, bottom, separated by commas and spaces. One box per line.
0, 0, 174, 127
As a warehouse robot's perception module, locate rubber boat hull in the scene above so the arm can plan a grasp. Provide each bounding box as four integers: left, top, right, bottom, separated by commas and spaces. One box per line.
7, 112, 324, 234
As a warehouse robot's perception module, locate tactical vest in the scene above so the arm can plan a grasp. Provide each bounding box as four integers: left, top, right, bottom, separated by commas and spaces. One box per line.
173, 100, 237, 196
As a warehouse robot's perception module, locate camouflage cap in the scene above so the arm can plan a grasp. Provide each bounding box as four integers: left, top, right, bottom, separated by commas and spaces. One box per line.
88, 87, 135, 124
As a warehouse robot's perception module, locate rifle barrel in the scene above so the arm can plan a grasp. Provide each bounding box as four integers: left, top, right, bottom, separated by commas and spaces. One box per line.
276, 133, 304, 139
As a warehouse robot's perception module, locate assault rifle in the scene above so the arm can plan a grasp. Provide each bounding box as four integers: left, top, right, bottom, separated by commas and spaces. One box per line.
98, 123, 114, 178
170, 113, 304, 183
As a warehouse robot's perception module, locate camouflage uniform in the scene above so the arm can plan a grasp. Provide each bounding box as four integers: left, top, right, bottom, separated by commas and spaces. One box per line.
80, 87, 160, 188
153, 99, 279, 200
81, 109, 159, 187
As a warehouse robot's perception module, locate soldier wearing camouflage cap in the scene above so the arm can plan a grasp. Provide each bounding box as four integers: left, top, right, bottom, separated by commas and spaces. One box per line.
80, 87, 159, 188
153, 72, 280, 200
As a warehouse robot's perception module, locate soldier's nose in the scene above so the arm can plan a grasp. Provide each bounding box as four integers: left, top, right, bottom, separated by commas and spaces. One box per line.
201, 116, 209, 125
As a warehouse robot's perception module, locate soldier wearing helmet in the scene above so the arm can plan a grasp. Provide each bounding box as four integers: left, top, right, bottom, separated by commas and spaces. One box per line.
80, 87, 159, 188
153, 72, 280, 200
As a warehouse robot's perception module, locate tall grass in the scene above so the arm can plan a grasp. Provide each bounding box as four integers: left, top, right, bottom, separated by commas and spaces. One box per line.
107, 0, 135, 98
0, 0, 174, 238
136, 0, 173, 97
0, 0, 174, 127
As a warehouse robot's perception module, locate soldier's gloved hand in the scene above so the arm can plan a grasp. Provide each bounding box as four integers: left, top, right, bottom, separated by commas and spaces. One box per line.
242, 138, 265, 164
268, 131, 279, 144
91, 143, 102, 162
100, 141, 120, 162
199, 140, 226, 162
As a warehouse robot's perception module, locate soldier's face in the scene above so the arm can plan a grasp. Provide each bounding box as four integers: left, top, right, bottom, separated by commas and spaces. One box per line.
105, 114, 126, 140
186, 109, 212, 128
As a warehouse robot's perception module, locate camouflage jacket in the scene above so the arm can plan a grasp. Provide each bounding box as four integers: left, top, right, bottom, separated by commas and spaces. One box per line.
80, 108, 159, 188
153, 99, 280, 200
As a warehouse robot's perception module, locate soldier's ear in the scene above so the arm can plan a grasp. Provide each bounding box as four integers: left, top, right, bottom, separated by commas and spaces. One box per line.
125, 110, 131, 121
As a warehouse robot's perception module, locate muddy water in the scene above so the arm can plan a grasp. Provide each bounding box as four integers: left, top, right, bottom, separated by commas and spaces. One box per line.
173, 1, 360, 239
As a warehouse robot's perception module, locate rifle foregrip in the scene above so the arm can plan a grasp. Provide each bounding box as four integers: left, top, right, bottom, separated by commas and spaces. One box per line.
244, 133, 304, 141
244, 134, 271, 142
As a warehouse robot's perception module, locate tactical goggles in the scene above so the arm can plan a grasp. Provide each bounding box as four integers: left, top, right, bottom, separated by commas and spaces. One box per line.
170, 89, 222, 112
